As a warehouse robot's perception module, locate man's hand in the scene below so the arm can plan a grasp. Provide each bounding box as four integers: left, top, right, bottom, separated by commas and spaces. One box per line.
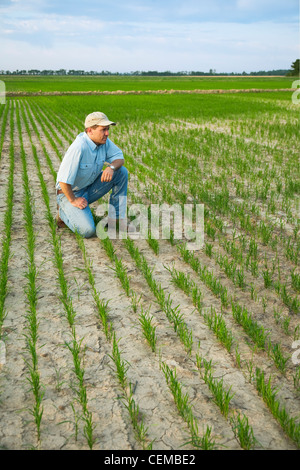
59, 182, 88, 210
71, 197, 88, 210
101, 167, 114, 183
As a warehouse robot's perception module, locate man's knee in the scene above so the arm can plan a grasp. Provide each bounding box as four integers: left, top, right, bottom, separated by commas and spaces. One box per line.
78, 223, 96, 238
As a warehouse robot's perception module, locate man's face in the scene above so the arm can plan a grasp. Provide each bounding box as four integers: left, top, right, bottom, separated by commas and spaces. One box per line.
88, 125, 110, 145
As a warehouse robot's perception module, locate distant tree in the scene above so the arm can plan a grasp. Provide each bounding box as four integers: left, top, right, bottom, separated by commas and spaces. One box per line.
287, 59, 299, 76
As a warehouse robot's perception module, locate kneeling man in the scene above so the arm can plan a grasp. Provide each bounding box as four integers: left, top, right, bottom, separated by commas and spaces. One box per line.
56, 111, 128, 238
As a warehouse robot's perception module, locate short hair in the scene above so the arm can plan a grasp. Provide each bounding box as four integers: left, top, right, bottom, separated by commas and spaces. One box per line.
85, 124, 99, 133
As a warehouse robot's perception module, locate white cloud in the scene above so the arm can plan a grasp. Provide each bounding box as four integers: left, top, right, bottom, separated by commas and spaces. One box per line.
0, 19, 297, 73
0, 0, 298, 72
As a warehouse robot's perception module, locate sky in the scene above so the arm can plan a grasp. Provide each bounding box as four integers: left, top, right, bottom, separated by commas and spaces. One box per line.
0, 0, 299, 73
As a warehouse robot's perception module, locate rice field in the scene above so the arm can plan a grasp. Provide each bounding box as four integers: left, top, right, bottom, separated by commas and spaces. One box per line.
0, 77, 299, 450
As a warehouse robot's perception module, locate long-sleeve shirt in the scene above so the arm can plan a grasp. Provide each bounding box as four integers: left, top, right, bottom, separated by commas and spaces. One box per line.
56, 132, 124, 191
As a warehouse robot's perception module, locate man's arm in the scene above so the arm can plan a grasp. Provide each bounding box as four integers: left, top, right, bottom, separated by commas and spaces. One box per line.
101, 158, 124, 182
59, 182, 88, 210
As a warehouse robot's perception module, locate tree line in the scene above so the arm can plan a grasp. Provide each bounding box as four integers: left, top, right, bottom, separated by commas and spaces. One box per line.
0, 68, 296, 77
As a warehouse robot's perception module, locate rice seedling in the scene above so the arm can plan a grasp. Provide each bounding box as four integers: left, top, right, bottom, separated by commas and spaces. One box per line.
196, 354, 234, 418
131, 291, 142, 313
203, 307, 234, 353
292, 367, 300, 393
204, 242, 213, 258
138, 306, 157, 353
160, 360, 217, 449
120, 383, 153, 448
108, 332, 130, 388
267, 342, 290, 374
230, 412, 259, 450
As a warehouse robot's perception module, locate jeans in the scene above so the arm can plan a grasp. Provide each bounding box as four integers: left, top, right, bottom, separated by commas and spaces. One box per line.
57, 166, 128, 238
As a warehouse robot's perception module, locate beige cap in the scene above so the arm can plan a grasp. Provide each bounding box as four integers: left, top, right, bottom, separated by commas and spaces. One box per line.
84, 111, 116, 128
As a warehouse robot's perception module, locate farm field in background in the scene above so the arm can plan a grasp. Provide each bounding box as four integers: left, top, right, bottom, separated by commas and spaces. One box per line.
0, 76, 299, 450
3, 74, 295, 93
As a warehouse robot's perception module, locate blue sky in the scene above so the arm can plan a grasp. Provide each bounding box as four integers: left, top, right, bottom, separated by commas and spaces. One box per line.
0, 0, 299, 73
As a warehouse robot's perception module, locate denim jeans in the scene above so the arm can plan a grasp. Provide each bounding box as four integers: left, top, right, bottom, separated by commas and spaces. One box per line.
57, 166, 128, 238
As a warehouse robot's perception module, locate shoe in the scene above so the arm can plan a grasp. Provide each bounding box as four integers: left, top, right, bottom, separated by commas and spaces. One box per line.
56, 211, 66, 228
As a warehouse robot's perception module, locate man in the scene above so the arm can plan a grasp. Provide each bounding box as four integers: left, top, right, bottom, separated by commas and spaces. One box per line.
56, 111, 128, 238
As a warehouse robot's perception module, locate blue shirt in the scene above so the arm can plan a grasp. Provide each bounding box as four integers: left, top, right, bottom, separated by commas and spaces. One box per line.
56, 132, 124, 191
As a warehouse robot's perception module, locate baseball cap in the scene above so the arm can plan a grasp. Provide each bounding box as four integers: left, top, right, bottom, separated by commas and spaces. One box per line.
84, 111, 116, 128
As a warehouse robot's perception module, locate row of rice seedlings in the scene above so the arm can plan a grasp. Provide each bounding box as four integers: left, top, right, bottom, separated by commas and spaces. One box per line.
22, 101, 57, 181
0, 100, 9, 162
165, 265, 233, 352
159, 360, 217, 449
138, 305, 157, 353
30, 101, 74, 146
108, 332, 153, 449
254, 368, 300, 448
75, 234, 113, 341
16, 102, 44, 446
195, 354, 258, 449
230, 301, 270, 351
25, 101, 63, 161
0, 103, 14, 337
76, 234, 156, 448
203, 307, 234, 353
102, 231, 227, 448
196, 355, 234, 419
19, 101, 96, 449
231, 302, 291, 373
124, 237, 193, 354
